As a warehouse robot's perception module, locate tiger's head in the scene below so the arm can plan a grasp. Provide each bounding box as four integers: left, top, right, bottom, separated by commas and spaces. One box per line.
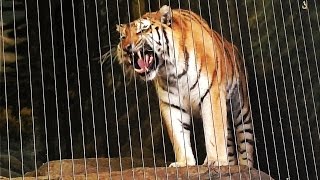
116, 5, 174, 81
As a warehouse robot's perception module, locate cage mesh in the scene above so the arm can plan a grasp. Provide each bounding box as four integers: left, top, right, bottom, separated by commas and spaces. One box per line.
0, 0, 319, 179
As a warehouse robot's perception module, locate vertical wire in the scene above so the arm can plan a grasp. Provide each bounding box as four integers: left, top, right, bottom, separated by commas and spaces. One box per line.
152, 0, 169, 180
155, 2, 193, 178
306, 1, 320, 87
69, 0, 88, 177
180, 1, 203, 177
195, 0, 224, 178
307, 0, 320, 133
118, 39, 136, 179
116, 10, 136, 180
151, 3, 170, 178
47, 0, 63, 176
173, 3, 192, 176
152, 1, 169, 177
243, 0, 271, 176
1, 1, 12, 178
93, 0, 114, 179
170, 2, 195, 176
23, 0, 38, 177
103, 2, 122, 180
279, 0, 312, 178
278, 0, 303, 178
253, 0, 283, 177
35, 0, 51, 178
313, 0, 320, 32
123, 1, 146, 178
209, 0, 240, 177
292, 0, 319, 177
212, 0, 255, 178
212, 1, 242, 177
207, 0, 255, 178
155, 1, 179, 178
192, 1, 226, 178
286, 0, 316, 178
12, 0, 25, 178
268, 0, 295, 178
312, 0, 320, 76
121, 1, 142, 179
135, 2, 158, 178
252, 0, 282, 177
108, 0, 125, 178
232, 0, 262, 177
159, 1, 183, 178
304, 0, 320, 176
58, 0, 76, 179
79, 0, 100, 178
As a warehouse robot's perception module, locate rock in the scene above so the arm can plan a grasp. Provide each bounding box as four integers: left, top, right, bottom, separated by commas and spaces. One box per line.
5, 158, 273, 179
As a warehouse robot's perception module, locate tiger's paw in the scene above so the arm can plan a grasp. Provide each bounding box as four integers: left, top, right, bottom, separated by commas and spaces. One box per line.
169, 161, 196, 167
203, 156, 229, 167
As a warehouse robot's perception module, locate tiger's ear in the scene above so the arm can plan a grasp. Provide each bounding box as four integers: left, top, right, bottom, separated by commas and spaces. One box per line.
159, 5, 172, 25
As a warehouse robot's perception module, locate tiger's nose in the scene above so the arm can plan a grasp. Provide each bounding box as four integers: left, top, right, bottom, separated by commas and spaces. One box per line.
124, 44, 132, 53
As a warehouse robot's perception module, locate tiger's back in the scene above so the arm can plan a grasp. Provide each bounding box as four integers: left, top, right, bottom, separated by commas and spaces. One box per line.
117, 5, 254, 167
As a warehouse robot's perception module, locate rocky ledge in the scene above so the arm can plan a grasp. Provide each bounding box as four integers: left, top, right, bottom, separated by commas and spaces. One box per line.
1, 158, 273, 179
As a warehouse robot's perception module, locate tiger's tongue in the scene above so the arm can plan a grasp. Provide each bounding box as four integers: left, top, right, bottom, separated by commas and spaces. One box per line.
137, 58, 148, 70
135, 52, 151, 73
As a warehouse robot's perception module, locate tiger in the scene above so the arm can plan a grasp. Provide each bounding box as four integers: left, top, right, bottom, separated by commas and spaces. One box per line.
116, 5, 254, 167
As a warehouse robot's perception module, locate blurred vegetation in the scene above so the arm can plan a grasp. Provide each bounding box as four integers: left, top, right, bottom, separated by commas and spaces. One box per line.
0, 0, 319, 179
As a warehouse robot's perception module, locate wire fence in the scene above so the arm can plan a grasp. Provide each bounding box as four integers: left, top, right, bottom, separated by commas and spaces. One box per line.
0, 0, 319, 179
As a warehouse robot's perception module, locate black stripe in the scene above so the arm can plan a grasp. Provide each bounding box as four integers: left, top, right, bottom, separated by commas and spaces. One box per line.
239, 149, 246, 154
224, 47, 231, 60
182, 122, 191, 131
200, 80, 214, 102
179, 10, 207, 29
238, 128, 254, 134
228, 152, 235, 156
235, 113, 251, 127
162, 28, 170, 57
239, 138, 255, 145
149, 35, 161, 46
177, 48, 189, 78
155, 26, 160, 40
190, 62, 202, 90
161, 100, 187, 113
190, 76, 199, 90
227, 144, 234, 147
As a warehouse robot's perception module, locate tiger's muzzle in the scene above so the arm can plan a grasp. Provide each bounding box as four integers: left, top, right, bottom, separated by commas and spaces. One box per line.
126, 44, 159, 77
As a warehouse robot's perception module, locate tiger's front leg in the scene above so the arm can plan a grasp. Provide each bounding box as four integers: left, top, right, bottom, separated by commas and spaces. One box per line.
160, 102, 196, 167
201, 86, 229, 166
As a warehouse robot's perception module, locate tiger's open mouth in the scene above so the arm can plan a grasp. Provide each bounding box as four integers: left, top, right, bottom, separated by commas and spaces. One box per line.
130, 48, 159, 76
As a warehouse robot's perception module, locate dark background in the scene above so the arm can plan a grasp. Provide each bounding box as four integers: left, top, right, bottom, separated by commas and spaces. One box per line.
0, 0, 319, 179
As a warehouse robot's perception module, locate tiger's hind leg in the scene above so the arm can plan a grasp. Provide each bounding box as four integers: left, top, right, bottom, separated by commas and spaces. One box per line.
230, 85, 254, 167
226, 121, 237, 165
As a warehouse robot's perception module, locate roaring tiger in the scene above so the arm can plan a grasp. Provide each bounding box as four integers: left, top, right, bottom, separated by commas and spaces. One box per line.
116, 5, 254, 167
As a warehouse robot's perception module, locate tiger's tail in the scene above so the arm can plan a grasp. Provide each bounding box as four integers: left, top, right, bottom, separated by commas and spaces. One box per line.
227, 80, 254, 167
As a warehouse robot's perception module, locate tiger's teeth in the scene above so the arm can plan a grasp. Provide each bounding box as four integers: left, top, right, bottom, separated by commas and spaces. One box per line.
137, 51, 142, 59
145, 54, 149, 62
149, 56, 153, 64
134, 68, 145, 73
